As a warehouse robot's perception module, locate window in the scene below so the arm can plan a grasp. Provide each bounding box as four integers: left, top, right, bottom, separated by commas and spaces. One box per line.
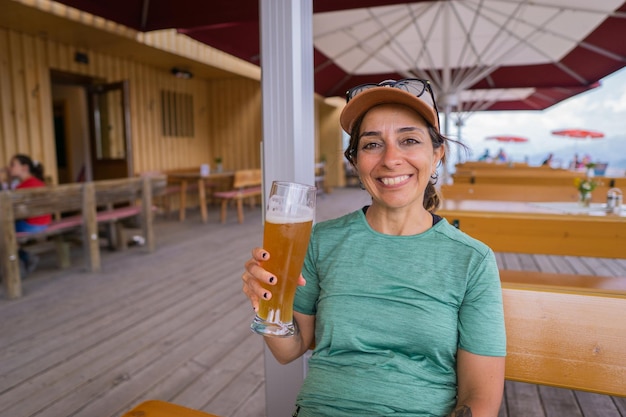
161, 90, 194, 137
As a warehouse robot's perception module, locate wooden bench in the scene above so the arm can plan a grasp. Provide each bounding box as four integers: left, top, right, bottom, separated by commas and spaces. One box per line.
500, 272, 626, 397
93, 177, 163, 252
439, 183, 623, 203
0, 176, 164, 299
142, 171, 194, 218
452, 168, 624, 189
500, 269, 626, 295
121, 400, 220, 417
437, 203, 626, 259
8, 182, 87, 273
213, 169, 262, 224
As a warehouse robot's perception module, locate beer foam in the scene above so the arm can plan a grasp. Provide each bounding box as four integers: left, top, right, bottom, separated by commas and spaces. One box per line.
266, 207, 314, 223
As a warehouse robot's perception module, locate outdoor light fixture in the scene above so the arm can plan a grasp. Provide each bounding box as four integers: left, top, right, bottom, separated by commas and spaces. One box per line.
171, 67, 193, 79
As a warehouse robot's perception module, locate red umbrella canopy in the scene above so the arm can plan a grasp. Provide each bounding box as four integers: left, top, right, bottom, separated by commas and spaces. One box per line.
551, 129, 605, 139
53, 0, 626, 112
485, 136, 529, 143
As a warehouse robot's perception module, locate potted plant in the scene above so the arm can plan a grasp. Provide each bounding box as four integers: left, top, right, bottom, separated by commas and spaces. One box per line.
214, 157, 223, 173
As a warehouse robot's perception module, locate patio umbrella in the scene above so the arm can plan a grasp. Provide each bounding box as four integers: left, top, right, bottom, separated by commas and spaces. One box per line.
55, 0, 626, 114
552, 129, 605, 170
485, 135, 529, 143
484, 135, 529, 161
551, 129, 605, 139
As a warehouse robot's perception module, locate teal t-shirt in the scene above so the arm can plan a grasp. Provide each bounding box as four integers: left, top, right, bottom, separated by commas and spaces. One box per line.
293, 209, 506, 417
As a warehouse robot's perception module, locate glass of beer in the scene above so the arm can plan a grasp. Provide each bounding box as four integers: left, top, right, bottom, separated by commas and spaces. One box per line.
251, 181, 316, 337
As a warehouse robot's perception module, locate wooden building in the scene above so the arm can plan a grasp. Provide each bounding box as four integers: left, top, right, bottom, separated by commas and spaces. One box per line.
0, 0, 345, 187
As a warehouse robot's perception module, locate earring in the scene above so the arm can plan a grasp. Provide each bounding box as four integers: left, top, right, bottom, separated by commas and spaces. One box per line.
430, 172, 439, 184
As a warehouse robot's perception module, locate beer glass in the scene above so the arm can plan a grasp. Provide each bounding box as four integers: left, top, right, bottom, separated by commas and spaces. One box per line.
251, 181, 316, 337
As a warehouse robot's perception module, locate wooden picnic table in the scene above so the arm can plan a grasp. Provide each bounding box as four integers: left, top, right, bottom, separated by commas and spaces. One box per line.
437, 199, 626, 258
167, 171, 234, 223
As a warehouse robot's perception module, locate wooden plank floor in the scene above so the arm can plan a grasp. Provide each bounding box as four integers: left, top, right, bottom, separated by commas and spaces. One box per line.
1, 187, 625, 417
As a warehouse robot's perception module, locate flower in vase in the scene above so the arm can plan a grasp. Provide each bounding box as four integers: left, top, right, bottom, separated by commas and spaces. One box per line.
574, 177, 601, 206
574, 177, 599, 194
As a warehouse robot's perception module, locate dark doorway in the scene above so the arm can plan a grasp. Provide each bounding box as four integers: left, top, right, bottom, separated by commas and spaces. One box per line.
53, 100, 71, 183
50, 70, 133, 183
88, 81, 133, 180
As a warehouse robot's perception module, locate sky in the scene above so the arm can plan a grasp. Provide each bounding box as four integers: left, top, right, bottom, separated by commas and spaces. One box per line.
444, 66, 626, 172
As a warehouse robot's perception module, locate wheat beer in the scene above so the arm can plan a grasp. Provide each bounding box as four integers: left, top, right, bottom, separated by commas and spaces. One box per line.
251, 181, 316, 337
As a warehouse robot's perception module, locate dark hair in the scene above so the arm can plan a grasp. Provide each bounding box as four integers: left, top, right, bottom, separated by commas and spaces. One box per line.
343, 109, 467, 212
12, 154, 45, 182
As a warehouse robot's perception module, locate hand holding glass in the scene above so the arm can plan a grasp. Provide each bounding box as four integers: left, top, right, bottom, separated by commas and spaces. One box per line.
251, 181, 316, 337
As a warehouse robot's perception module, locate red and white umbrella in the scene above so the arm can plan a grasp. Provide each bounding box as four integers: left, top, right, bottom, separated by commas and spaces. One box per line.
551, 129, 605, 139
485, 135, 529, 143
484, 135, 529, 161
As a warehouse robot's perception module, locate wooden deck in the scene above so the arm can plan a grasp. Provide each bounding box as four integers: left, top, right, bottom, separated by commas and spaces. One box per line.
1, 187, 625, 417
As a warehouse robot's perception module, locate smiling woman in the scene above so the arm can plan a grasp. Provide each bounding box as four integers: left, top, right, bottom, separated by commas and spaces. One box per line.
242, 78, 506, 417
348, 104, 443, 234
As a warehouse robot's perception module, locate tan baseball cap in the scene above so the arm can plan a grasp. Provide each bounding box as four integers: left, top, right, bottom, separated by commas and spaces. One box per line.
340, 83, 440, 134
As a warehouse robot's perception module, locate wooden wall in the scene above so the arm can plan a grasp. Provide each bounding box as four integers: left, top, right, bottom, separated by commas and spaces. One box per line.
316, 97, 345, 188
0, 28, 55, 177
206, 78, 262, 172
0, 24, 350, 191
0, 27, 264, 184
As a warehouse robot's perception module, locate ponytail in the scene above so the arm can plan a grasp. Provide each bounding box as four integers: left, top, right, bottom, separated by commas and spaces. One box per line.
423, 181, 441, 212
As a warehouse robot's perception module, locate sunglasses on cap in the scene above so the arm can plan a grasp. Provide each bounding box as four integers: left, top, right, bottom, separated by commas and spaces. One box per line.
345, 78, 440, 121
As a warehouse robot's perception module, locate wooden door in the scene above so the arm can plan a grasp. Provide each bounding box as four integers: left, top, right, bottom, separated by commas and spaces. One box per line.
89, 81, 133, 180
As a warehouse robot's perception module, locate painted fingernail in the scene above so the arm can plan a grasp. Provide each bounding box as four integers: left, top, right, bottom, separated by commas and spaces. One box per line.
263, 292, 269, 299
269, 276, 275, 284
262, 252, 268, 259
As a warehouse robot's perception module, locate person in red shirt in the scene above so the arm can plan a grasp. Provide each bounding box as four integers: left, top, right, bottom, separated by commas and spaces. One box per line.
8, 154, 52, 276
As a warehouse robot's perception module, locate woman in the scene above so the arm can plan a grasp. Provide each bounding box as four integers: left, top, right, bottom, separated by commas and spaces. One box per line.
8, 154, 51, 275
243, 79, 506, 417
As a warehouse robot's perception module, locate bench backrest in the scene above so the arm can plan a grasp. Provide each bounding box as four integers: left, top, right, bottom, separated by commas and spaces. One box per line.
1, 183, 85, 220
233, 169, 262, 189
452, 170, 623, 188
440, 183, 624, 203
502, 283, 626, 397
95, 178, 139, 207
93, 176, 165, 206
0, 177, 166, 220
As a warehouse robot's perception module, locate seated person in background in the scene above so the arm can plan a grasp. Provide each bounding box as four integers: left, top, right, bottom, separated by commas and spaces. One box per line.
8, 154, 52, 276
581, 154, 592, 167
495, 147, 507, 162
570, 153, 581, 170
478, 148, 491, 161
542, 153, 554, 166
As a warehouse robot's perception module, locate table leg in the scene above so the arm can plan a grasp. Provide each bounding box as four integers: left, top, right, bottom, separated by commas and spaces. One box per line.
179, 180, 187, 222
198, 178, 208, 223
